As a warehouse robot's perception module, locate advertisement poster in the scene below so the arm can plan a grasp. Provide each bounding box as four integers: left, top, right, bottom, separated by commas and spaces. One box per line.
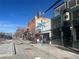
35, 17, 51, 32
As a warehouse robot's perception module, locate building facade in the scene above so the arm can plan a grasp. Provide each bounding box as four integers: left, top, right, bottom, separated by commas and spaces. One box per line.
34, 16, 51, 42
28, 18, 36, 33
51, 0, 79, 48
51, 15, 62, 45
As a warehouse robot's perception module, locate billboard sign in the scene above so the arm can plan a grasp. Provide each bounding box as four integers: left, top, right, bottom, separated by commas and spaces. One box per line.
35, 17, 51, 32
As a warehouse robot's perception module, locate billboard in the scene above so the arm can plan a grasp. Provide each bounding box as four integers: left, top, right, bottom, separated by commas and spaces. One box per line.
35, 16, 51, 32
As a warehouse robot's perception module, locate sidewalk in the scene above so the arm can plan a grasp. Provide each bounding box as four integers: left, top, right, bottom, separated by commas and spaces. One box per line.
32, 43, 79, 59
17, 38, 79, 59
0, 40, 14, 57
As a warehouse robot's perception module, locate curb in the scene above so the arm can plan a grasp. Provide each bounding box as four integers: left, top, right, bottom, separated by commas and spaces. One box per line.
51, 45, 79, 54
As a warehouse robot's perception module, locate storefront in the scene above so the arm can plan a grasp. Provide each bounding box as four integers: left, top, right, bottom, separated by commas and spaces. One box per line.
71, 6, 79, 49
51, 15, 62, 45
51, 0, 79, 48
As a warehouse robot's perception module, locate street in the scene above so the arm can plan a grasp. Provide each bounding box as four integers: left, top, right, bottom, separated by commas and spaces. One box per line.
0, 38, 79, 59
0, 39, 57, 59
14, 39, 58, 59
0, 39, 29, 59
16, 38, 79, 59
0, 0, 79, 59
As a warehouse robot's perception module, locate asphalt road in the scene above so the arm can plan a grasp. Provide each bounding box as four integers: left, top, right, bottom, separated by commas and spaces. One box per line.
14, 39, 58, 59
0, 39, 79, 59
0, 39, 57, 59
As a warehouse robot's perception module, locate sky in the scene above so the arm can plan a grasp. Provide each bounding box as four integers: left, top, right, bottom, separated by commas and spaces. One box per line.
0, 0, 64, 33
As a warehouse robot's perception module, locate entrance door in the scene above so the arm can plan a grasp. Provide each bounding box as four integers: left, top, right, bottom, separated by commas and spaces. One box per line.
73, 19, 79, 48
75, 26, 79, 40
73, 10, 79, 40
62, 21, 72, 47
73, 9, 79, 48
43, 33, 49, 43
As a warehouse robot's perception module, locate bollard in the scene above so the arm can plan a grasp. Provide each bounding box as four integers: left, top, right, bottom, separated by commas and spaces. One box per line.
13, 43, 16, 55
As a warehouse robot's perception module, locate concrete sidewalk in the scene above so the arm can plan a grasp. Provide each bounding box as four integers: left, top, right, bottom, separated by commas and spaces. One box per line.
32, 43, 79, 59
0, 41, 14, 57
16, 38, 79, 59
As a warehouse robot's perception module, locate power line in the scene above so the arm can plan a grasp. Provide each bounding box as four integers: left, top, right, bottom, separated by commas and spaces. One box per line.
44, 0, 62, 13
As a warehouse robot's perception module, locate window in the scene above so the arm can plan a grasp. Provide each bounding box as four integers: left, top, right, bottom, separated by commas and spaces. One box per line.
55, 8, 60, 16
60, 4, 65, 14
69, 0, 76, 8
77, 0, 79, 4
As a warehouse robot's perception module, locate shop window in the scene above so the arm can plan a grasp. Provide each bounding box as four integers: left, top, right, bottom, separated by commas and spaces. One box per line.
69, 0, 76, 8
60, 4, 65, 14
77, 0, 79, 4
55, 8, 60, 16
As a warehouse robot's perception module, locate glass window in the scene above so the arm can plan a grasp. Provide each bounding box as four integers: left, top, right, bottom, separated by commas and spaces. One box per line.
55, 8, 60, 16
77, 0, 79, 4
60, 4, 65, 14
69, 0, 76, 8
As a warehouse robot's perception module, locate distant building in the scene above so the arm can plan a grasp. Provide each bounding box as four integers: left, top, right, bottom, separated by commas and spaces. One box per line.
15, 27, 25, 38
35, 16, 51, 42
28, 18, 36, 33
27, 16, 52, 42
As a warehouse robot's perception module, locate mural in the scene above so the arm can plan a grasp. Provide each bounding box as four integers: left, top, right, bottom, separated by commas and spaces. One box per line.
36, 17, 51, 32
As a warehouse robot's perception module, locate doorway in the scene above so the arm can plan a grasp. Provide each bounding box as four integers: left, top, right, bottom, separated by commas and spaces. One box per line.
43, 33, 49, 43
